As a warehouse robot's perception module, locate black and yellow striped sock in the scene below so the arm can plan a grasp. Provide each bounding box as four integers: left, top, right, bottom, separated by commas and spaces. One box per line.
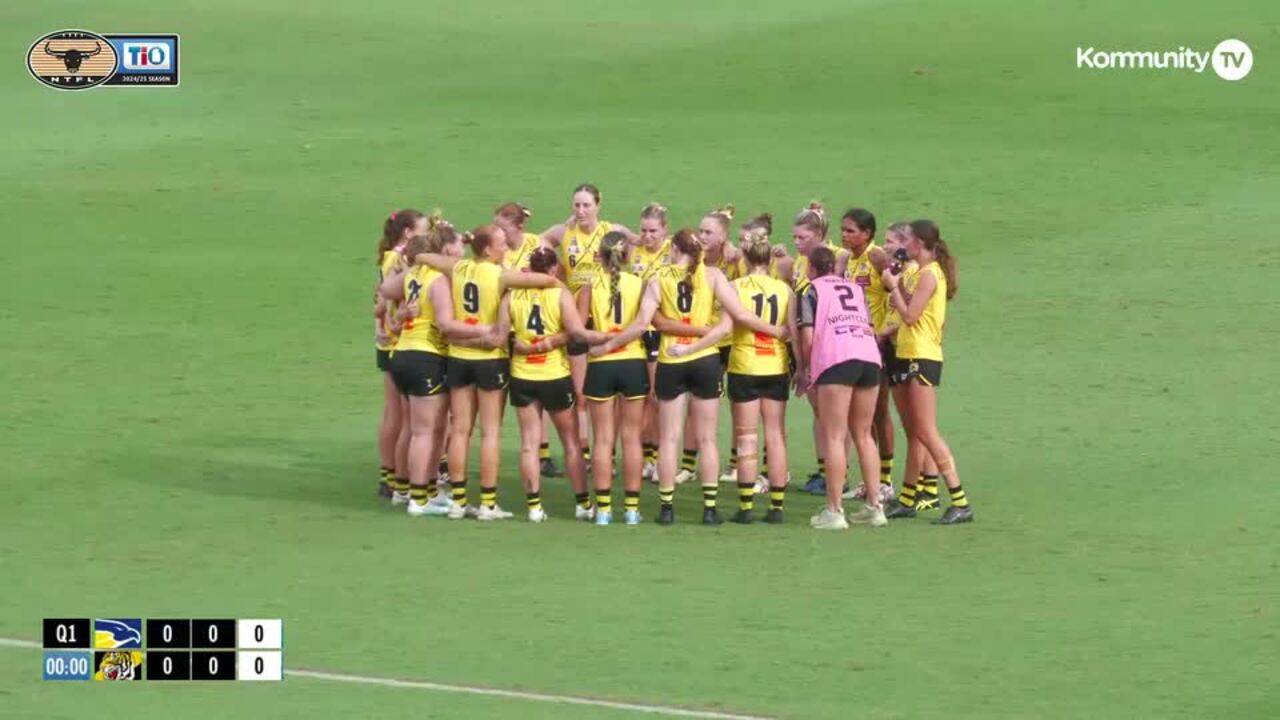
897, 484, 917, 508
595, 490, 613, 514
681, 448, 697, 474
728, 447, 738, 471
575, 491, 592, 510
426, 482, 439, 499
920, 473, 940, 500
582, 445, 591, 464
480, 487, 497, 509
769, 486, 785, 510
409, 483, 430, 506
624, 490, 640, 514
659, 488, 675, 508
736, 482, 753, 511
817, 457, 826, 478
451, 479, 468, 508
538, 442, 551, 462
643, 443, 658, 465
380, 466, 394, 486
879, 456, 893, 486
526, 491, 542, 511
949, 484, 970, 508
392, 476, 410, 494
702, 484, 718, 509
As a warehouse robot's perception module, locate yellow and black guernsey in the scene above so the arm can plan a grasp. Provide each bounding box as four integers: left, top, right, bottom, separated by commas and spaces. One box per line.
793, 242, 841, 296
560, 221, 614, 293
629, 237, 671, 280
846, 242, 889, 334
656, 264, 717, 364
448, 259, 507, 361
587, 272, 645, 363
895, 261, 947, 362
729, 274, 790, 376
504, 232, 541, 271
378, 250, 404, 351
396, 267, 448, 356
509, 287, 570, 381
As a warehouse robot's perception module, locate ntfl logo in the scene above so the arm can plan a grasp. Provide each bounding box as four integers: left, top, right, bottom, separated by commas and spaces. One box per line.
28, 30, 180, 90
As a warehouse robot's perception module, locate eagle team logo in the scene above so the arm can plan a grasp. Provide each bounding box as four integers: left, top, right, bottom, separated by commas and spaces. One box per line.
28, 30, 180, 90
27, 30, 117, 90
94, 618, 142, 649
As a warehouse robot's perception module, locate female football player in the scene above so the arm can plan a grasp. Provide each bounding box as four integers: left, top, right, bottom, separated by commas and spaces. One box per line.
580, 232, 651, 525
502, 247, 602, 522
794, 246, 885, 530
724, 226, 796, 523
598, 229, 783, 525
784, 203, 849, 495
374, 209, 425, 497
838, 208, 897, 504
630, 203, 672, 483
539, 184, 638, 470
881, 220, 972, 524
415, 225, 560, 520
380, 217, 492, 517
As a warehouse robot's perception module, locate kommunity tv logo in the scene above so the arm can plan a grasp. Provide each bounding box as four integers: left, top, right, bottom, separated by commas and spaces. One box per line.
1076, 39, 1253, 81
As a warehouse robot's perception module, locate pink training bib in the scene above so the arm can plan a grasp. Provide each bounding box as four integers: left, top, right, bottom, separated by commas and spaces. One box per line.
808, 275, 881, 387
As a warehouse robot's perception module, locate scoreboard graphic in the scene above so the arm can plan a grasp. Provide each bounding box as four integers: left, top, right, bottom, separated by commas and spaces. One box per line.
42, 618, 283, 681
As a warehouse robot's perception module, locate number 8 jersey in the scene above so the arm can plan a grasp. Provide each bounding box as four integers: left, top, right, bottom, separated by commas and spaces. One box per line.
656, 264, 716, 364
449, 259, 506, 361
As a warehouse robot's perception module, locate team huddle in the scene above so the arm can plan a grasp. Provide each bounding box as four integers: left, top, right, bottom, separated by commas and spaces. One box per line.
372, 184, 972, 531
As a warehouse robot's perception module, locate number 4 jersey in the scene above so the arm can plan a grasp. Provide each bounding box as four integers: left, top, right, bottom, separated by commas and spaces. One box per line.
509, 287, 570, 381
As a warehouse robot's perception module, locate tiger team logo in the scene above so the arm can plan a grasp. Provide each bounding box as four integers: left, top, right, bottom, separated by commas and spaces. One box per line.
94, 650, 144, 681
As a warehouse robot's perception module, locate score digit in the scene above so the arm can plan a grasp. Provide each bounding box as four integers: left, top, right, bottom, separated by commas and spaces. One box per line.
236, 651, 282, 681
235, 619, 282, 649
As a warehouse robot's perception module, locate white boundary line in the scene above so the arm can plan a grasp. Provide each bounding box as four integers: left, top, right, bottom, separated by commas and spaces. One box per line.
3, 637, 772, 719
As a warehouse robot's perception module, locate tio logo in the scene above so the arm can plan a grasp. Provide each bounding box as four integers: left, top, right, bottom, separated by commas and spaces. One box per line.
1212, 39, 1252, 81
121, 42, 171, 70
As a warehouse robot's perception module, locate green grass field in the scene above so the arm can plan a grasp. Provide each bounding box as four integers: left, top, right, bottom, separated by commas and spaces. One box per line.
4, 1, 1279, 718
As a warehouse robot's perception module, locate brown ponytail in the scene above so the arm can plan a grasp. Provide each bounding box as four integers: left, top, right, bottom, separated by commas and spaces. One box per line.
741, 212, 773, 237
528, 246, 558, 274
465, 224, 502, 257
600, 231, 629, 321
909, 219, 957, 300
495, 201, 533, 225
377, 208, 425, 264
672, 228, 703, 289
809, 246, 836, 278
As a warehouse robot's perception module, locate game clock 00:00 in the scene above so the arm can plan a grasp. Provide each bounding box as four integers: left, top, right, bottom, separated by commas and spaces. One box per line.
41, 618, 283, 681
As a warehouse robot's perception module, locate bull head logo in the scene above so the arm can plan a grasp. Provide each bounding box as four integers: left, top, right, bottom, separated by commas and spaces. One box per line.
44, 41, 101, 74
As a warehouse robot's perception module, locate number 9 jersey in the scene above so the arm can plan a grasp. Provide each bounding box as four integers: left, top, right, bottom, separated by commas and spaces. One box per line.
449, 259, 506, 361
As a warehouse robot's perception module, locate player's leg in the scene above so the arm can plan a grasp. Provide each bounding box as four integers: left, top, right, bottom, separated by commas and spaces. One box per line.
515, 402, 545, 521
690, 394, 722, 525
617, 396, 646, 523
730, 398, 761, 524
656, 392, 689, 524
446, 384, 477, 517
588, 396, 617, 524
907, 380, 970, 524
378, 371, 402, 496
760, 395, 789, 523
813, 383, 852, 527
475, 386, 508, 519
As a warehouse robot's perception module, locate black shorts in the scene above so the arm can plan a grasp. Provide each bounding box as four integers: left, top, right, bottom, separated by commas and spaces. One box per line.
389, 351, 447, 397
584, 359, 650, 401
727, 373, 790, 403
642, 331, 660, 362
446, 357, 510, 391
655, 355, 723, 401
718, 345, 731, 371
888, 357, 943, 387
815, 359, 881, 388
510, 376, 576, 412
376, 348, 391, 372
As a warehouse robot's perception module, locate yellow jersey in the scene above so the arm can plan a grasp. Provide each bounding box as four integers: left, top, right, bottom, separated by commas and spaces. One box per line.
560, 221, 614, 292
846, 242, 889, 333
707, 250, 741, 348
895, 261, 946, 361
378, 250, 404, 351
734, 255, 782, 281
882, 260, 916, 332
509, 287, 570, 381
395, 266, 448, 356
504, 232, 541, 271
729, 274, 790, 376
793, 242, 841, 296
449, 259, 506, 361
629, 237, 671, 280
587, 271, 645, 362
656, 264, 717, 364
